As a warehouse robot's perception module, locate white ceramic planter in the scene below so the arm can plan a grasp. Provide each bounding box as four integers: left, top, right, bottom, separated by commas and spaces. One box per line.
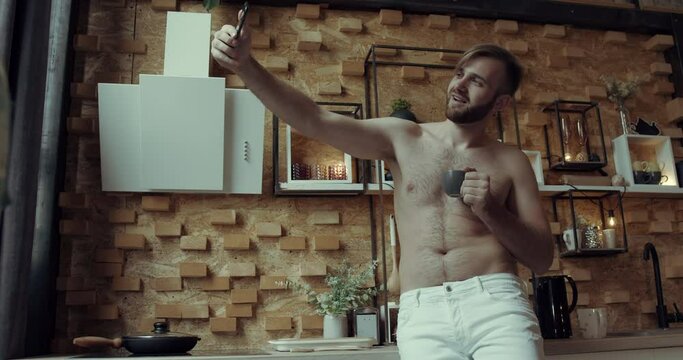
323, 314, 348, 338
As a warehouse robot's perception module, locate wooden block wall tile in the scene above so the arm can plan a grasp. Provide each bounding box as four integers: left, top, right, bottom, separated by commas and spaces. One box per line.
505, 40, 529, 55
301, 315, 324, 330
100, 0, 126, 7
314, 236, 340, 250
550, 222, 562, 235
546, 55, 569, 68
662, 128, 683, 138
264, 56, 288, 73
59, 220, 89, 235
112, 277, 141, 291
153, 277, 182, 291
626, 210, 649, 223
379, 9, 403, 26
645, 34, 674, 51
604, 290, 630, 304
65, 291, 96, 306
108, 209, 136, 224
651, 62, 672, 76
94, 249, 124, 263
300, 262, 327, 276
226, 75, 245, 89
563, 268, 591, 281
279, 236, 306, 250
73, 35, 99, 52
87, 305, 119, 320
543, 24, 565, 38
665, 265, 683, 278
211, 209, 237, 225
338, 17, 362, 33
549, 257, 561, 271
310, 210, 340, 225
440, 51, 461, 62
256, 222, 282, 237
180, 235, 208, 250
229, 262, 256, 277
375, 46, 397, 57
533, 92, 559, 105
155, 304, 182, 318
666, 97, 683, 123
56, 277, 85, 291
654, 210, 676, 221
401, 66, 425, 80
201, 276, 230, 291
141, 196, 171, 211
648, 221, 672, 234
210, 317, 237, 332
223, 234, 250, 250
179, 263, 207, 277
101, 39, 147, 54
641, 300, 657, 314
83, 143, 100, 159
563, 46, 585, 59
93, 263, 122, 277
295, 4, 320, 19
265, 317, 292, 330
251, 32, 270, 49
577, 293, 590, 306
71, 83, 97, 100
318, 81, 342, 95
66, 117, 97, 135
151, 0, 177, 11
231, 289, 258, 304
114, 233, 145, 249
427, 14, 450, 29
58, 192, 88, 209
585, 85, 607, 100
155, 222, 182, 237
182, 305, 210, 320
654, 82, 675, 95
494, 20, 518, 34
674, 146, 683, 159
227, 304, 253, 317
604, 31, 627, 43
260, 275, 287, 290
341, 61, 364, 76
297, 31, 322, 51
247, 13, 261, 27
521, 112, 547, 127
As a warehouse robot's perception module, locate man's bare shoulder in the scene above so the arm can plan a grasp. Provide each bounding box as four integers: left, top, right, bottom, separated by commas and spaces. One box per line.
495, 144, 532, 168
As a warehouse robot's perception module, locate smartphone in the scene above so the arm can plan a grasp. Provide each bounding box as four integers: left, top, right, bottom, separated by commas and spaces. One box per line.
235, 2, 249, 39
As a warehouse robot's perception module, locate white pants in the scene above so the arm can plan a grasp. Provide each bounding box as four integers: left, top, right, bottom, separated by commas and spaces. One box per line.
397, 273, 544, 360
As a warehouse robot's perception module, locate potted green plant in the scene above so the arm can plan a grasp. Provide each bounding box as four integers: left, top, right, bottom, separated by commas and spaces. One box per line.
389, 98, 418, 122
286, 260, 377, 338
203, 0, 220, 12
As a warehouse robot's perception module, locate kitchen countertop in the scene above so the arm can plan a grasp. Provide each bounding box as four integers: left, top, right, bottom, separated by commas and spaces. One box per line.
19, 329, 683, 359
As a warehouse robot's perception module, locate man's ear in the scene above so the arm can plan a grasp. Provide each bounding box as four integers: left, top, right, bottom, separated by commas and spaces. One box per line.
493, 94, 512, 113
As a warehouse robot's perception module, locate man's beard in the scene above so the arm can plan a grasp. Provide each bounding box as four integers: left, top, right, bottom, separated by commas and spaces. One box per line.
445, 96, 497, 124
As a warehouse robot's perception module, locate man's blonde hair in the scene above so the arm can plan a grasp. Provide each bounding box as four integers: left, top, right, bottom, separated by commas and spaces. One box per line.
457, 44, 523, 96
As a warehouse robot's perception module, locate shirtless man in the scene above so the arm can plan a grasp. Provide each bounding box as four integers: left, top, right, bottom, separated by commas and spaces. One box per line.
212, 11, 553, 359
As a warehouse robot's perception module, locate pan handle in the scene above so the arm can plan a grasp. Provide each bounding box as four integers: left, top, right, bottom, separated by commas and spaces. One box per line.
73, 336, 123, 349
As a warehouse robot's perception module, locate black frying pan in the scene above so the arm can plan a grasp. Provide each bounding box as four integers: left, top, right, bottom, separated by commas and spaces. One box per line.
73, 322, 200, 355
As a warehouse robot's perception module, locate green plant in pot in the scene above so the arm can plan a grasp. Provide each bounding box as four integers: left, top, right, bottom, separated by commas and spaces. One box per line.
203, 0, 220, 11
285, 260, 377, 338
390, 98, 418, 122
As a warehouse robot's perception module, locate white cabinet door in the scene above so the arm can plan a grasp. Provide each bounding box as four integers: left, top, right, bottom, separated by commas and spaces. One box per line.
223, 89, 265, 194
98, 84, 145, 192
139, 75, 225, 191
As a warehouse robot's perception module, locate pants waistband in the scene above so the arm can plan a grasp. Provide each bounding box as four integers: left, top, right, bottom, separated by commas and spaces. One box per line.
399, 272, 524, 305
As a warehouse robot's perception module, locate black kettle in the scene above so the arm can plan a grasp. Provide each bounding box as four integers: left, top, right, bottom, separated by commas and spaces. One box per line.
532, 275, 578, 339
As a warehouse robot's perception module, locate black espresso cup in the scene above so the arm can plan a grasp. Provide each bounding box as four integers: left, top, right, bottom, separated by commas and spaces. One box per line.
442, 170, 467, 197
